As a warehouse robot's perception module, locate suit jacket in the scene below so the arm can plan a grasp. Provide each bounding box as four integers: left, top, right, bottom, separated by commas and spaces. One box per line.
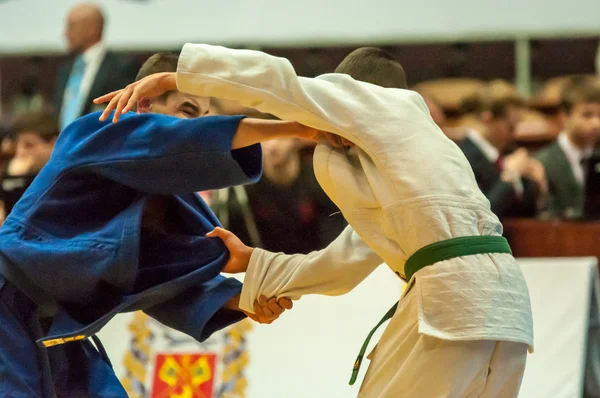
535, 141, 584, 218
55, 51, 137, 118
459, 137, 538, 218
0, 111, 262, 347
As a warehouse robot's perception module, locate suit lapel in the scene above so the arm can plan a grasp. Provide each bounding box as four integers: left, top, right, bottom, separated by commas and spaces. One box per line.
461, 137, 501, 188
548, 143, 583, 211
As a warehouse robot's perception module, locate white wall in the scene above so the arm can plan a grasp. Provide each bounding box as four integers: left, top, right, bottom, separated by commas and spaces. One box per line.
0, 0, 599, 54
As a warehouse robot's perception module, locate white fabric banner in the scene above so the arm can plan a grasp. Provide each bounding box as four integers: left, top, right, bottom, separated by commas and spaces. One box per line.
518, 257, 598, 398
98, 257, 599, 397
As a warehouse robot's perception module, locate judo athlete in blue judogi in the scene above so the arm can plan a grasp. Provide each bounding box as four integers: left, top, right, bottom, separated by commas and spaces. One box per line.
0, 53, 300, 397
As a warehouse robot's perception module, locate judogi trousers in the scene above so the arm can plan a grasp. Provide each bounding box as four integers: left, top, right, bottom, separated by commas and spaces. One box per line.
359, 285, 528, 398
0, 275, 128, 397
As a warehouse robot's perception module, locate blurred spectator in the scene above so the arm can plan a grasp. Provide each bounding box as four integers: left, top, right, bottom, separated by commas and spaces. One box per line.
11, 58, 45, 115
419, 92, 446, 128
0, 109, 58, 223
422, 93, 446, 130
457, 82, 548, 219
596, 38, 600, 75
55, 2, 136, 130
0, 120, 16, 176
214, 138, 346, 254
418, 91, 469, 142
535, 76, 600, 219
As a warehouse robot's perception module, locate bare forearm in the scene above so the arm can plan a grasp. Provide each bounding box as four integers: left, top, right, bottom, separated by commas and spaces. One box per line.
232, 118, 315, 149
222, 293, 241, 311
239, 226, 383, 312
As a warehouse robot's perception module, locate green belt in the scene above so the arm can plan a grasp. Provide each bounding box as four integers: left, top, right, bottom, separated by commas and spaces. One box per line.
348, 235, 512, 386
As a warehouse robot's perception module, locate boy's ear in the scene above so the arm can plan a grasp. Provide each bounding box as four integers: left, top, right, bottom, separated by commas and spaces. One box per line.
137, 97, 152, 114
202, 97, 211, 116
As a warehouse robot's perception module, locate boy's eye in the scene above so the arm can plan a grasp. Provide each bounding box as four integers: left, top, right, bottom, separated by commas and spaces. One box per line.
180, 103, 200, 118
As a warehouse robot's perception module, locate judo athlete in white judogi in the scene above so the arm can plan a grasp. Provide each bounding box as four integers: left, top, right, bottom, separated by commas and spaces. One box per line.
97, 45, 534, 398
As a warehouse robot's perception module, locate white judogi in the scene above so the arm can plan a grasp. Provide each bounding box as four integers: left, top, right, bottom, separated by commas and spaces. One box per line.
177, 44, 534, 397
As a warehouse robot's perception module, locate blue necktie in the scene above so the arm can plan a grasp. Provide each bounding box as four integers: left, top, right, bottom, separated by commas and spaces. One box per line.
60, 55, 86, 130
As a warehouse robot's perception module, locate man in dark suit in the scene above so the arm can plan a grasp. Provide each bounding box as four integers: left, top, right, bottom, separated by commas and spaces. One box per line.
457, 83, 548, 219
55, 3, 136, 130
536, 76, 600, 219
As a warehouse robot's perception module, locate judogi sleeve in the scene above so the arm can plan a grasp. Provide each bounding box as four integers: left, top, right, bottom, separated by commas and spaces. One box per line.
57, 112, 261, 193
144, 275, 243, 342
176, 43, 428, 152
47, 113, 262, 335
175, 44, 395, 313
238, 225, 383, 313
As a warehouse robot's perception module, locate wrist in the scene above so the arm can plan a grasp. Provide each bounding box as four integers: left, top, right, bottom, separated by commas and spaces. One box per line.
241, 247, 254, 273
161, 72, 177, 91
223, 293, 241, 311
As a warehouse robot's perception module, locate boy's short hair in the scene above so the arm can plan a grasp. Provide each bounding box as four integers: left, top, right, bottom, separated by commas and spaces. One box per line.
12, 108, 59, 141
560, 76, 600, 113
334, 47, 408, 89
135, 52, 179, 102
460, 80, 525, 119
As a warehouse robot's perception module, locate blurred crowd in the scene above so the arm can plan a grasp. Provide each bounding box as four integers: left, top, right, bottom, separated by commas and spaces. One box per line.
0, 3, 599, 258
0, 3, 347, 255
417, 75, 600, 221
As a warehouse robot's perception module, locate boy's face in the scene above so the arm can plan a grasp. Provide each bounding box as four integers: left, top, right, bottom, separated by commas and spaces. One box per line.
148, 92, 210, 119
564, 102, 600, 148
14, 132, 56, 174
485, 105, 522, 152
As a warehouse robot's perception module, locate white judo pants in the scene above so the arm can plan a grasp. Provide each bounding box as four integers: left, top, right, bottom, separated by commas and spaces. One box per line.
358, 286, 528, 398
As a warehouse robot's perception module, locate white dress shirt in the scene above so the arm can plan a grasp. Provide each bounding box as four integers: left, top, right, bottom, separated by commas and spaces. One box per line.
558, 132, 594, 185
467, 129, 500, 163
467, 129, 524, 195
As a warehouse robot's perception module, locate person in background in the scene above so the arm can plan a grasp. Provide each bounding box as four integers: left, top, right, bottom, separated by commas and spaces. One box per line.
417, 92, 447, 129
457, 84, 548, 219
55, 2, 136, 130
0, 109, 58, 223
11, 58, 46, 116
595, 38, 600, 76
536, 76, 600, 219
0, 120, 16, 175
417, 91, 471, 143
214, 137, 346, 254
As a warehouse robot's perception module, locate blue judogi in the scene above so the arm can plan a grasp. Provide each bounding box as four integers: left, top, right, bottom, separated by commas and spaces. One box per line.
0, 111, 261, 396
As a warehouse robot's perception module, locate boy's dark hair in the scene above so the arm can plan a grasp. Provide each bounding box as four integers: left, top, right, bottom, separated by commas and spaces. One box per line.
460, 81, 525, 119
12, 108, 59, 141
135, 52, 179, 102
334, 47, 408, 89
560, 76, 600, 113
